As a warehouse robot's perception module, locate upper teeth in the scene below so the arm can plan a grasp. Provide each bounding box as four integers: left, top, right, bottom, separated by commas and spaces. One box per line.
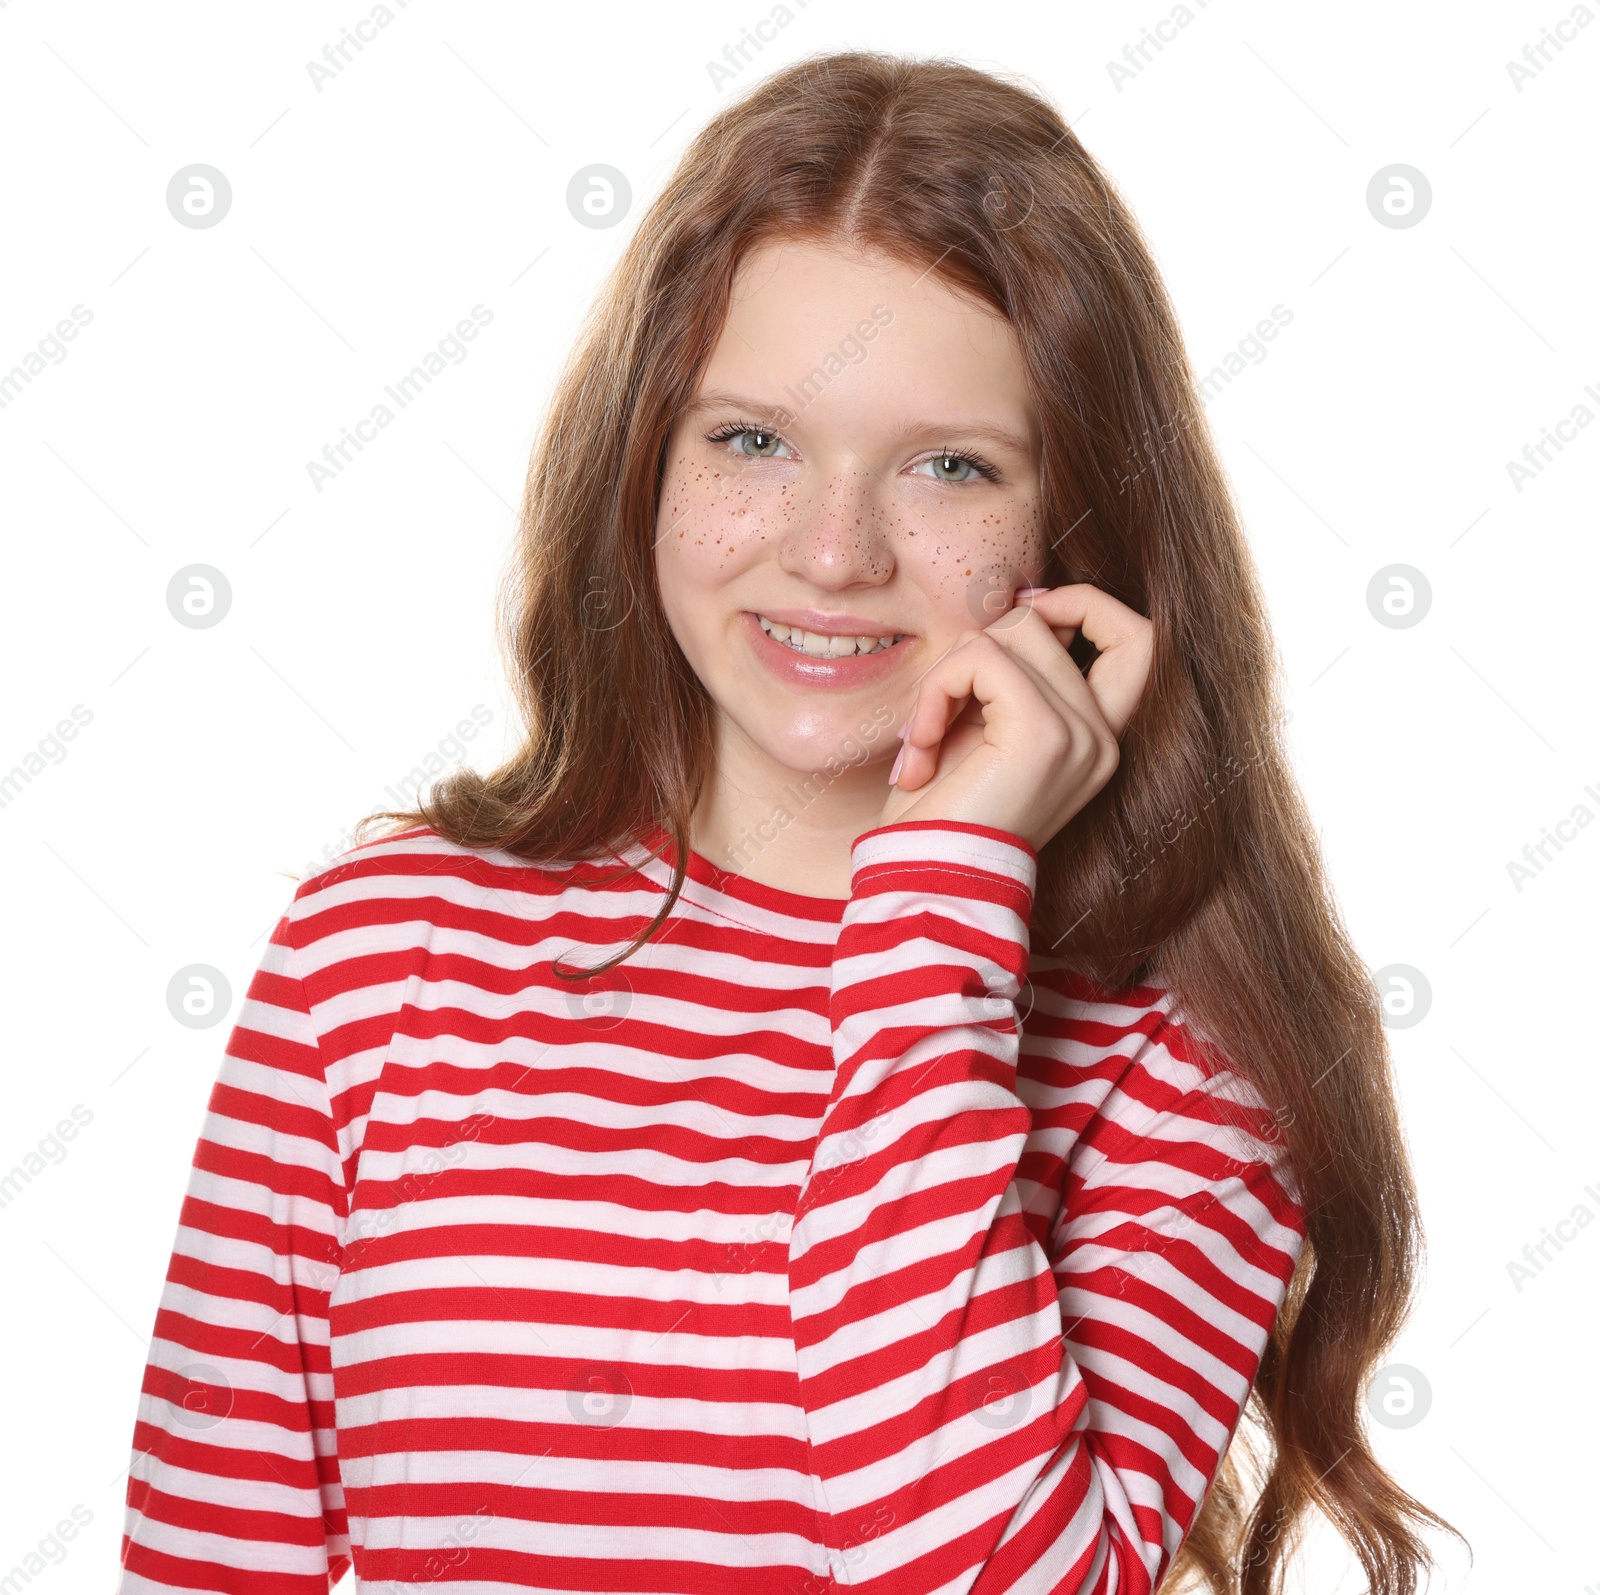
757, 615, 903, 656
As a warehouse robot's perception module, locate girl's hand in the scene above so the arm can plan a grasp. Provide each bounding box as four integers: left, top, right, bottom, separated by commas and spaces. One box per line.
878, 584, 1153, 853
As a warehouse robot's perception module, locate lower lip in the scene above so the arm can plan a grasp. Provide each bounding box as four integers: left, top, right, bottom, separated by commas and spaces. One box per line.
743, 611, 912, 690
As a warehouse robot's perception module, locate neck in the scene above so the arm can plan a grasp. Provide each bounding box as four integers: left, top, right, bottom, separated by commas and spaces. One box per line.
689, 715, 898, 899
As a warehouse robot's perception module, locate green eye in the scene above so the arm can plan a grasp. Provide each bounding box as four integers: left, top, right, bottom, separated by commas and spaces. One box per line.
705, 421, 792, 461
914, 450, 999, 484
739, 430, 782, 458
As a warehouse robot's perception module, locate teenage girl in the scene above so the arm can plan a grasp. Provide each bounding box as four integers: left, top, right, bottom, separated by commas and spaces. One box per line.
117, 49, 1454, 1595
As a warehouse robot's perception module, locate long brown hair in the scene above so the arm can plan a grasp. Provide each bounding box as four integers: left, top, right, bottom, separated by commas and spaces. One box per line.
347, 49, 1459, 1593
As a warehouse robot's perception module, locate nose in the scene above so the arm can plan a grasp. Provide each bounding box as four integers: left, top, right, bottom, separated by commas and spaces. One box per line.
774, 454, 895, 591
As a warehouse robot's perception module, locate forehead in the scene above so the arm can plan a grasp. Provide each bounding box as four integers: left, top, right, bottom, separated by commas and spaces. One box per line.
700, 238, 1035, 440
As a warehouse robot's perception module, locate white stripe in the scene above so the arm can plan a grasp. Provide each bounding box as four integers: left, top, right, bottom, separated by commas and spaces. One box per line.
851, 824, 1036, 888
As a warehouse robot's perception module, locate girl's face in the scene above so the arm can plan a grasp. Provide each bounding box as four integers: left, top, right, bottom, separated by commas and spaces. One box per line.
655, 237, 1047, 776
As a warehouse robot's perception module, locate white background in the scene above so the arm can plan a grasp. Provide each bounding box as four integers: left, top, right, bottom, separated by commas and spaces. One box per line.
1, 1, 1595, 1588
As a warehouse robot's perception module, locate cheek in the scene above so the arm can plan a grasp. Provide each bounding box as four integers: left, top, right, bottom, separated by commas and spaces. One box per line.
892, 496, 1048, 622
656, 452, 791, 578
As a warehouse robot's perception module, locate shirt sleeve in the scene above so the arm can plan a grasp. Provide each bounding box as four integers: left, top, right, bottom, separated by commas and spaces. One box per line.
118, 906, 352, 1594
786, 818, 1305, 1594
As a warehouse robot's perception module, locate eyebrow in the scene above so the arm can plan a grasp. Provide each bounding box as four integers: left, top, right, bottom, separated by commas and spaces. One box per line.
685, 389, 1036, 457
899, 419, 1035, 456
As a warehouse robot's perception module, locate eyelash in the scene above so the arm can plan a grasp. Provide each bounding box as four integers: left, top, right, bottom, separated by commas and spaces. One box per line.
702, 420, 1002, 484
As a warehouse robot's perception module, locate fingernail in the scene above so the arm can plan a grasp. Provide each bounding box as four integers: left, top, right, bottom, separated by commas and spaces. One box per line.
889, 746, 904, 785
893, 719, 908, 740
1016, 586, 1049, 598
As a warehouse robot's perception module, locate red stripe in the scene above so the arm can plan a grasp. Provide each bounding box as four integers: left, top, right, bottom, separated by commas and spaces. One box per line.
116, 823, 1304, 1595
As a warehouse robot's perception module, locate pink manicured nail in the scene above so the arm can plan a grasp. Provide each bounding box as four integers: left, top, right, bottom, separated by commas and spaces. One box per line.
1016, 586, 1049, 598
893, 719, 908, 740
889, 745, 905, 785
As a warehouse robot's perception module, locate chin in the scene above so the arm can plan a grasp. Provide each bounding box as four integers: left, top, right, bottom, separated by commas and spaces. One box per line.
745, 712, 899, 779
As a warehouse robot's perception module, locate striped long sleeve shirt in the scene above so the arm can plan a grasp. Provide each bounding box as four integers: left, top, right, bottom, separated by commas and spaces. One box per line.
117, 818, 1305, 1594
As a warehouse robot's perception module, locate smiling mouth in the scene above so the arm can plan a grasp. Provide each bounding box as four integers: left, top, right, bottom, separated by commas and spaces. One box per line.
755, 613, 907, 658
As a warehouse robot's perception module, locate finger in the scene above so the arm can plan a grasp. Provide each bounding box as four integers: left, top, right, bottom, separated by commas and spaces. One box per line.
983, 605, 1113, 741
1007, 584, 1152, 736
897, 632, 990, 789
897, 631, 1075, 790
1011, 587, 1077, 649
